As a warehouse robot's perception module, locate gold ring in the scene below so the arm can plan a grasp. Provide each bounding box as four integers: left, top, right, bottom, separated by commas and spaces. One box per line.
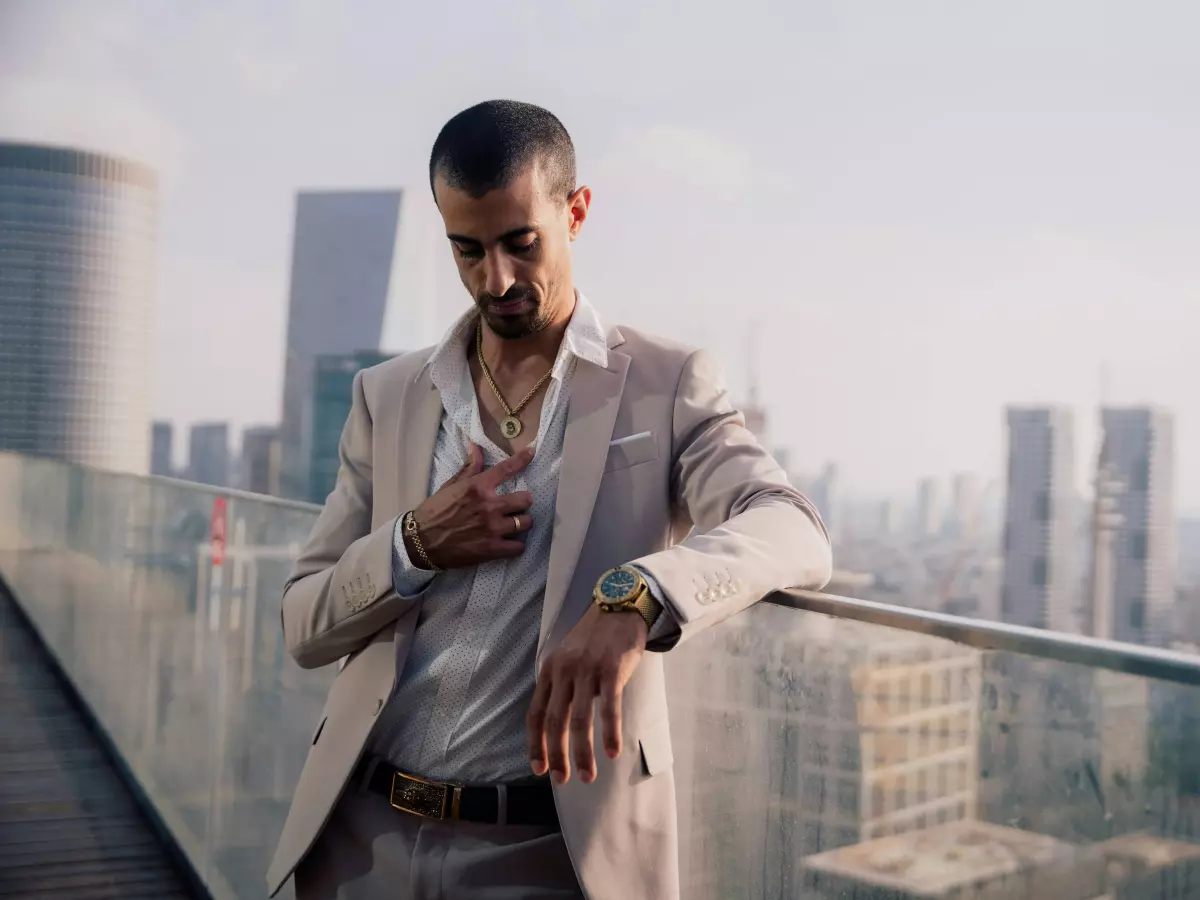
512, 515, 521, 533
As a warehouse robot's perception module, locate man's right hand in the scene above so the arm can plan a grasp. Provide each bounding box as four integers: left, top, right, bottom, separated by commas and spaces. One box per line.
407, 442, 535, 570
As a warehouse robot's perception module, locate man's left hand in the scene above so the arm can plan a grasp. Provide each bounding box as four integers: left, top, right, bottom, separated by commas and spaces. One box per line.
527, 604, 646, 784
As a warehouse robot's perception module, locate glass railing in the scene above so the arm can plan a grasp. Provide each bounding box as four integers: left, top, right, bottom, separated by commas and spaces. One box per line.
2, 450, 1200, 900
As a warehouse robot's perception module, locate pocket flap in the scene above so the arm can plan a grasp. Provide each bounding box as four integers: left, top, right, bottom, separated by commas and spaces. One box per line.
638, 716, 674, 777
605, 432, 658, 473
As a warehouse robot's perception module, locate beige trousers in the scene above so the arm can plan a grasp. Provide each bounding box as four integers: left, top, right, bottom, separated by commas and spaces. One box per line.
293, 788, 583, 900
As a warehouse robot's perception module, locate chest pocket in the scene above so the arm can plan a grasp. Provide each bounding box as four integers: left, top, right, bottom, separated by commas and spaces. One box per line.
604, 431, 658, 474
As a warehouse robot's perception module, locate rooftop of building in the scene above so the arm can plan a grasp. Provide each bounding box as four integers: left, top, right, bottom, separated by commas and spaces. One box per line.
0, 141, 156, 190
1095, 832, 1200, 876
802, 819, 1081, 895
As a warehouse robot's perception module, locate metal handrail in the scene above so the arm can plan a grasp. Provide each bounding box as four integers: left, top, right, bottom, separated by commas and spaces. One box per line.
9, 452, 1200, 688
769, 588, 1200, 687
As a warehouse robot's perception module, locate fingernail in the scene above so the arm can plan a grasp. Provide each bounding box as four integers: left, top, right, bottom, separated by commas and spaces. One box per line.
552, 770, 566, 784
581, 771, 595, 784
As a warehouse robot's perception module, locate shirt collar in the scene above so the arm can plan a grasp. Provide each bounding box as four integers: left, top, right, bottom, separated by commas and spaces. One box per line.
424, 290, 609, 397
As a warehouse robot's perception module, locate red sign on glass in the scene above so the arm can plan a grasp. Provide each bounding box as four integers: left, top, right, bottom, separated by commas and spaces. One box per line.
210, 497, 227, 566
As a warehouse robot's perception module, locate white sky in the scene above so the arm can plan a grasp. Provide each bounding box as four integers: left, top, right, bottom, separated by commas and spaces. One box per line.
2, 0, 1197, 510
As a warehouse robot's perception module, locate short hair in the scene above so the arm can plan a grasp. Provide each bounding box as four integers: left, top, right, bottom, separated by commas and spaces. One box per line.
429, 100, 576, 201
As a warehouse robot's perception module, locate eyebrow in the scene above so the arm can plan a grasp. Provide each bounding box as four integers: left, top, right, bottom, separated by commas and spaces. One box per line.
446, 226, 538, 245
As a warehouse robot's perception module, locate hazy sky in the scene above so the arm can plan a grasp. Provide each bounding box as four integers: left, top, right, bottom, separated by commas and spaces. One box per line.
2, 0, 1197, 510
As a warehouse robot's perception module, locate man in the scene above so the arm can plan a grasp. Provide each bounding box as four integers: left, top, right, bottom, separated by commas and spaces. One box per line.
268, 100, 831, 900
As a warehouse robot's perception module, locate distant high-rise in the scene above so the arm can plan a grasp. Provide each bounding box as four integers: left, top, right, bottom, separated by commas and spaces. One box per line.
279, 190, 406, 500
1000, 407, 1076, 632
0, 143, 156, 473
150, 421, 173, 477
877, 499, 901, 538
916, 477, 943, 539
950, 472, 982, 540
241, 425, 281, 496
307, 351, 394, 504
188, 422, 230, 488
808, 463, 839, 537
1093, 408, 1176, 645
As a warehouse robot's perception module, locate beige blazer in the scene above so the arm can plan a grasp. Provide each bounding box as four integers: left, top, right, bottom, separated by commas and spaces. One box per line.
266, 325, 832, 899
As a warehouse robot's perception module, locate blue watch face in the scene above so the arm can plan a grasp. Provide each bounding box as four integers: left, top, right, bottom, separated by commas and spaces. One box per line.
599, 568, 639, 602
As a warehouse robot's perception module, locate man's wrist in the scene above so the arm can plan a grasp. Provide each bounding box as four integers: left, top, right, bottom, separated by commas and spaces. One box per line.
593, 565, 662, 632
402, 510, 440, 571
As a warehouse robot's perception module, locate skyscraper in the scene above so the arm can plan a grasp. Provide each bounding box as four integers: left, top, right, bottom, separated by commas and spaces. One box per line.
240, 425, 281, 496
916, 477, 943, 539
999, 407, 1076, 632
307, 351, 394, 504
188, 422, 230, 488
808, 463, 839, 538
279, 190, 406, 500
950, 472, 982, 540
150, 421, 173, 477
1094, 407, 1176, 645
0, 143, 157, 473
877, 499, 901, 538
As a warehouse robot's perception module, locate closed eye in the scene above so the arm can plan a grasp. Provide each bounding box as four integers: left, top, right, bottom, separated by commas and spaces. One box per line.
508, 237, 539, 255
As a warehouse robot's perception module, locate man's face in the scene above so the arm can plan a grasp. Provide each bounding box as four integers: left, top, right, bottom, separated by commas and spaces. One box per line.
435, 163, 589, 340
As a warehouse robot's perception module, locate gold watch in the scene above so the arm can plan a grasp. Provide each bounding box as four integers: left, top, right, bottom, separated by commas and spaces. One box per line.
594, 566, 662, 632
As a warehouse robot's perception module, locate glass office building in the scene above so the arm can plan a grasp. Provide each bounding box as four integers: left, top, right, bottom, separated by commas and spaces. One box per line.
307, 350, 394, 504
0, 143, 157, 474
278, 190, 404, 501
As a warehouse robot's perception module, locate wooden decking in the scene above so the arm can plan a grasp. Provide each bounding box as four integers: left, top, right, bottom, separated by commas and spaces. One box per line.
0, 585, 199, 899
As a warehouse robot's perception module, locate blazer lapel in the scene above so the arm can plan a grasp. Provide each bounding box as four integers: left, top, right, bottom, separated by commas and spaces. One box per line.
538, 344, 630, 655
397, 367, 443, 512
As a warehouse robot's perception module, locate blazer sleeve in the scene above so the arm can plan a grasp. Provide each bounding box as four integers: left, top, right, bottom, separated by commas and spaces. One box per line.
280, 370, 416, 669
631, 348, 831, 649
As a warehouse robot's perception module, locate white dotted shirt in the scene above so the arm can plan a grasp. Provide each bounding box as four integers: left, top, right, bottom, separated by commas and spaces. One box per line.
368, 294, 616, 783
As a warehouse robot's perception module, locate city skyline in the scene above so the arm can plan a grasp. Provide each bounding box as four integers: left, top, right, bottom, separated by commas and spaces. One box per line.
3, 2, 1199, 510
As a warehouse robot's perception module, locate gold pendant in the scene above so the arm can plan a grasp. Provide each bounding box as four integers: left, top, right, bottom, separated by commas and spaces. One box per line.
501, 416, 523, 439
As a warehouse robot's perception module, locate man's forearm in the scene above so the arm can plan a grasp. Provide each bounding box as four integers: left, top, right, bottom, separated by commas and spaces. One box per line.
631, 495, 831, 648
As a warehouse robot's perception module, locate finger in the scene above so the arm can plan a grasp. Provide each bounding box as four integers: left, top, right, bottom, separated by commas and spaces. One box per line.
465, 442, 485, 474
449, 442, 485, 483
480, 444, 536, 488
544, 677, 574, 784
570, 671, 598, 783
527, 666, 553, 776
501, 513, 532, 536
599, 665, 624, 761
496, 491, 535, 514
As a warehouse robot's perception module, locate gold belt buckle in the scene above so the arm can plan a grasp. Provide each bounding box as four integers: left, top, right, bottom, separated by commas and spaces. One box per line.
389, 770, 463, 820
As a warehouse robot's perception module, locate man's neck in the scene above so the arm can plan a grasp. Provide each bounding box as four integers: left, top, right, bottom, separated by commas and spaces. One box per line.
481, 291, 576, 374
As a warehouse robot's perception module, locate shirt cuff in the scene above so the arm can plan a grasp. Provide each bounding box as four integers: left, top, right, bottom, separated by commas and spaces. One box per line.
392, 518, 438, 598
636, 568, 681, 644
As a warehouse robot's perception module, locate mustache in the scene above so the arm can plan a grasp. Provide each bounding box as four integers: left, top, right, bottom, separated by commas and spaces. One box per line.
478, 286, 538, 308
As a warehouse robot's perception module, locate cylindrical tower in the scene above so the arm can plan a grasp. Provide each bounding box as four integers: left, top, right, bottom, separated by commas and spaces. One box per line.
0, 143, 157, 473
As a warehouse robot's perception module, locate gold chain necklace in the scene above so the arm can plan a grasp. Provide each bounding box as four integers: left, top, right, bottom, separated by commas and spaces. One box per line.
475, 320, 555, 439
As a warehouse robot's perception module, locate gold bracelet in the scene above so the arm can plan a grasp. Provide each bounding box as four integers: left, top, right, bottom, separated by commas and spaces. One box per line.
403, 511, 440, 572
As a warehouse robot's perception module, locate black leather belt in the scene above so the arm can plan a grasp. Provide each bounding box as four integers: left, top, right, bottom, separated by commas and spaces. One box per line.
355, 758, 559, 828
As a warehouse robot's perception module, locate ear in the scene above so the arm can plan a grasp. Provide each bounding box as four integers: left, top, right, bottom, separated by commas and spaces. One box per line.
567, 185, 591, 242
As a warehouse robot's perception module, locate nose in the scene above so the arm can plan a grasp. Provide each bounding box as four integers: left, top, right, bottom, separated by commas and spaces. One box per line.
481, 251, 515, 299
